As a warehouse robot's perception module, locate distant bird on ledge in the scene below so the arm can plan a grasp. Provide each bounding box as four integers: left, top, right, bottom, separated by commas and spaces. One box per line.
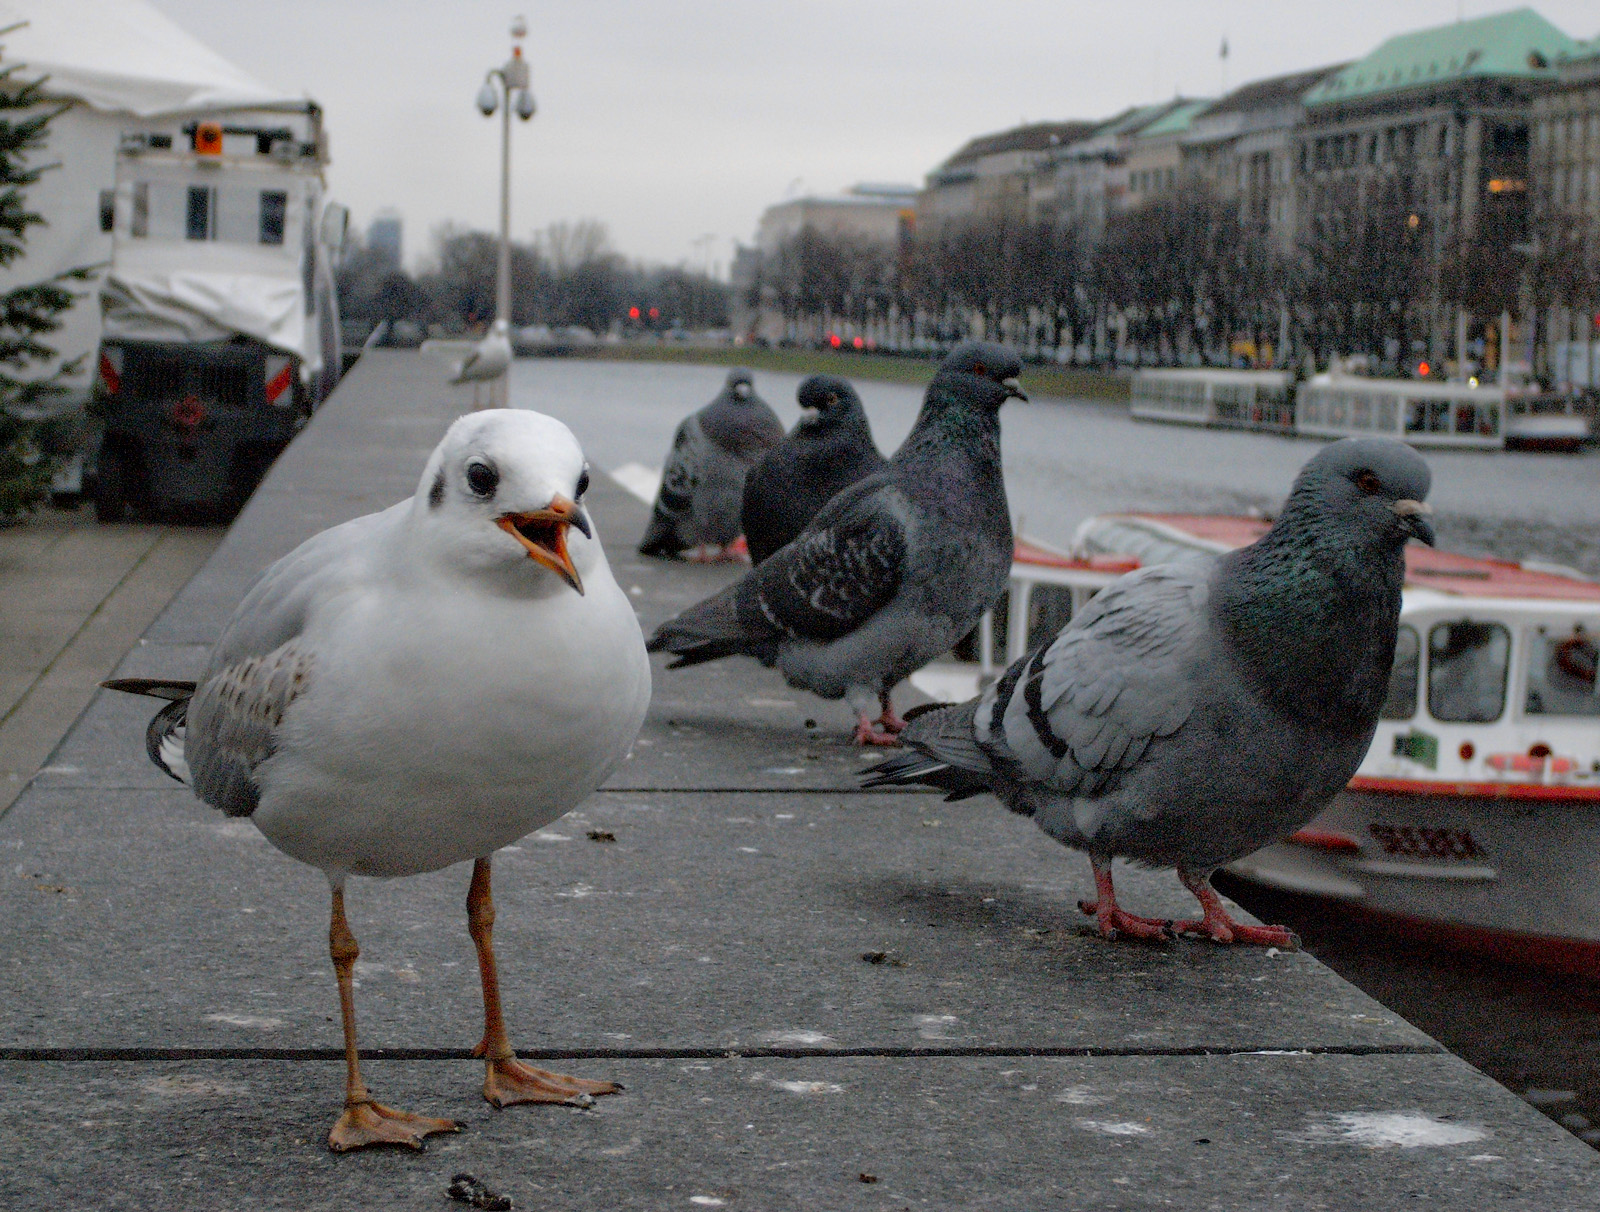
422, 318, 512, 408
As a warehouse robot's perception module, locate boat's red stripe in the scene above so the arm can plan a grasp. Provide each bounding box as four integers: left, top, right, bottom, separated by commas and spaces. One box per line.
1347, 775, 1600, 802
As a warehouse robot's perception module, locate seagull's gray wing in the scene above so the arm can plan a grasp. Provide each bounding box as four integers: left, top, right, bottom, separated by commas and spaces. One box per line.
733, 473, 905, 644
980, 562, 1211, 796
184, 510, 387, 817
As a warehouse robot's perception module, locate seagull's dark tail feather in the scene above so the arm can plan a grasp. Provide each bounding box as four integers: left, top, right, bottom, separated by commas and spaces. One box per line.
647, 584, 774, 669
101, 678, 193, 784
861, 699, 995, 801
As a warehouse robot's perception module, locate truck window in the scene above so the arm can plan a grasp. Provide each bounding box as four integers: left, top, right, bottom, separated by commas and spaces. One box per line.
131, 182, 149, 238
186, 185, 214, 240
1428, 620, 1510, 723
1524, 628, 1600, 717
1380, 624, 1420, 719
260, 191, 287, 245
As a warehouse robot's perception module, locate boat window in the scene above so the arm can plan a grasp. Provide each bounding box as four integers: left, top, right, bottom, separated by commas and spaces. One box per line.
1524, 627, 1600, 717
1380, 625, 1420, 719
1428, 620, 1510, 723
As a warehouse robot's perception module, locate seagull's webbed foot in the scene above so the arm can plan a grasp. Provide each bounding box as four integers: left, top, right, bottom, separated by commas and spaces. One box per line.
1173, 870, 1301, 949
328, 1099, 459, 1153
853, 713, 902, 747
481, 1055, 622, 1108
1078, 856, 1176, 942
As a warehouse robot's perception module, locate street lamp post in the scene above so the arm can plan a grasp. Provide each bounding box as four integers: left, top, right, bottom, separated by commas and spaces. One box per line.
475, 16, 535, 408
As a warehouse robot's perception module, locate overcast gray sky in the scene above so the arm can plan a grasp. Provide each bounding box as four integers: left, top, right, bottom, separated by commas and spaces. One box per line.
147, 1, 1599, 275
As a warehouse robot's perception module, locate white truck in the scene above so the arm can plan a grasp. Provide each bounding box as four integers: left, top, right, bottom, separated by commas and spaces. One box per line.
92, 105, 345, 518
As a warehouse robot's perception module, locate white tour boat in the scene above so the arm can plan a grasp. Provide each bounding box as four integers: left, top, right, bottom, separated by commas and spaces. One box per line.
912, 516, 1600, 974
1130, 367, 1592, 451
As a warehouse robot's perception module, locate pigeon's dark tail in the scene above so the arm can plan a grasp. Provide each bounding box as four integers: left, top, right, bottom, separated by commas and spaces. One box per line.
100, 678, 194, 785
638, 508, 686, 558
861, 699, 995, 801
646, 585, 771, 669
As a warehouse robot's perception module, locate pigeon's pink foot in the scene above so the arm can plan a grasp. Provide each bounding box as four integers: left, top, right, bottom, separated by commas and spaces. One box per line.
1078, 857, 1175, 942
723, 535, 751, 563
1077, 898, 1176, 942
875, 693, 908, 735
1173, 872, 1300, 949
853, 714, 902, 747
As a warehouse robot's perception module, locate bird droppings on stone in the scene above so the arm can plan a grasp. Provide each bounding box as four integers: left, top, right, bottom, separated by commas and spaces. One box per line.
861, 950, 906, 967
447, 1172, 512, 1210
587, 829, 617, 843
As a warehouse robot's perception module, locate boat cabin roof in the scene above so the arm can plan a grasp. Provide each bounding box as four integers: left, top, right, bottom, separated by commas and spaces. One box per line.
1022, 513, 1600, 603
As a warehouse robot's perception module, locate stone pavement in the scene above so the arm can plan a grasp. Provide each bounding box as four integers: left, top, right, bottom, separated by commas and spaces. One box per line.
0, 507, 221, 813
2, 351, 1597, 1210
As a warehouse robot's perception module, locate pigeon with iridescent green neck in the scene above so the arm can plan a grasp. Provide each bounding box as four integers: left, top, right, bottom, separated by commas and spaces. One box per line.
864, 437, 1434, 946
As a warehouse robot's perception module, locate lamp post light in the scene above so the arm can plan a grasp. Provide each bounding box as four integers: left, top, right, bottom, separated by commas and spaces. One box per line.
476, 15, 535, 407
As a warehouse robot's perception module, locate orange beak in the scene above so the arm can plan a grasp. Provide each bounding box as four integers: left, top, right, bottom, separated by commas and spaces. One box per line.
495, 495, 589, 594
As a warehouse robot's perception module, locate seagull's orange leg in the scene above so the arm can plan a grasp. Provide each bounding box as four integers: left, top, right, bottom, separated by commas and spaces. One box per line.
326, 883, 459, 1152
467, 856, 622, 1107
1171, 870, 1300, 949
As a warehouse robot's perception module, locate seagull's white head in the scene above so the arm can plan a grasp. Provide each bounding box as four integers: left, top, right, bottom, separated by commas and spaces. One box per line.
411, 409, 596, 594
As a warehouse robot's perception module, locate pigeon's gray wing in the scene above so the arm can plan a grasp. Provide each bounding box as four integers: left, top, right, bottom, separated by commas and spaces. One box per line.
733, 474, 906, 644
183, 510, 386, 816
978, 562, 1211, 797
640, 416, 707, 554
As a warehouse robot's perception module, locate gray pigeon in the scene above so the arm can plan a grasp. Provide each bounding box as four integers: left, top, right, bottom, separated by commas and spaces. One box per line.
741, 374, 887, 566
648, 342, 1024, 745
639, 368, 783, 561
863, 437, 1434, 946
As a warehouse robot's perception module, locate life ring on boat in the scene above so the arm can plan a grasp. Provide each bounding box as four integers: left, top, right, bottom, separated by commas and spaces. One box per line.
1554, 635, 1597, 685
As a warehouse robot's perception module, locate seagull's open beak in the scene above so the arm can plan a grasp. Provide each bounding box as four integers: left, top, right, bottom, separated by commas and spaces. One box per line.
1392, 499, 1435, 547
496, 495, 591, 593
1002, 377, 1028, 402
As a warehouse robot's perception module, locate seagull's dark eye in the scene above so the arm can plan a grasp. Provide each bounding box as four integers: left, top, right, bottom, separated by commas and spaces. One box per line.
466, 460, 499, 498
575, 466, 590, 498
1354, 470, 1382, 495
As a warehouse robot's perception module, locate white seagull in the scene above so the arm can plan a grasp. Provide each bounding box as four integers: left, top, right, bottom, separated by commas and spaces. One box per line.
422, 318, 513, 407
105, 409, 651, 1152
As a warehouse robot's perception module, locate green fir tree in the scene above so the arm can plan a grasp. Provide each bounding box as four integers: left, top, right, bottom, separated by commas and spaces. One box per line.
0, 58, 93, 519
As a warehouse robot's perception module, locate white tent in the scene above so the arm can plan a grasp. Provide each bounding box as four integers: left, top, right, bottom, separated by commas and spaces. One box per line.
0, 0, 308, 411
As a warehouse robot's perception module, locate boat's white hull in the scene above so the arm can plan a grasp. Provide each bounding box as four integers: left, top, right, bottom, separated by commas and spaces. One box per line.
1228, 781, 1600, 975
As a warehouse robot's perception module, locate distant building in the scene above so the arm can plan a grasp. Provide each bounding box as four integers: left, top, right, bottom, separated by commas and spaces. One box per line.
367, 211, 402, 269
1296, 10, 1582, 256
751, 183, 918, 256
733, 183, 918, 341
1182, 64, 1345, 251
918, 121, 1096, 228
1030, 102, 1198, 240
1532, 40, 1600, 230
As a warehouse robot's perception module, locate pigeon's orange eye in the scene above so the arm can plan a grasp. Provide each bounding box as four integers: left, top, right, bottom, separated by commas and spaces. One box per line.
972, 364, 987, 377
1355, 470, 1382, 495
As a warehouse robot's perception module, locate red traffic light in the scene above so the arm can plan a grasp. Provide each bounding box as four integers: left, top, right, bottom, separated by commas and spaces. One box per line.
628, 306, 640, 321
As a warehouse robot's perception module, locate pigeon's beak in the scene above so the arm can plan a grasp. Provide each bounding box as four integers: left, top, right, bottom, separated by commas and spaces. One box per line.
1392, 499, 1435, 547
798, 405, 821, 424
1002, 377, 1028, 402
496, 495, 590, 593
